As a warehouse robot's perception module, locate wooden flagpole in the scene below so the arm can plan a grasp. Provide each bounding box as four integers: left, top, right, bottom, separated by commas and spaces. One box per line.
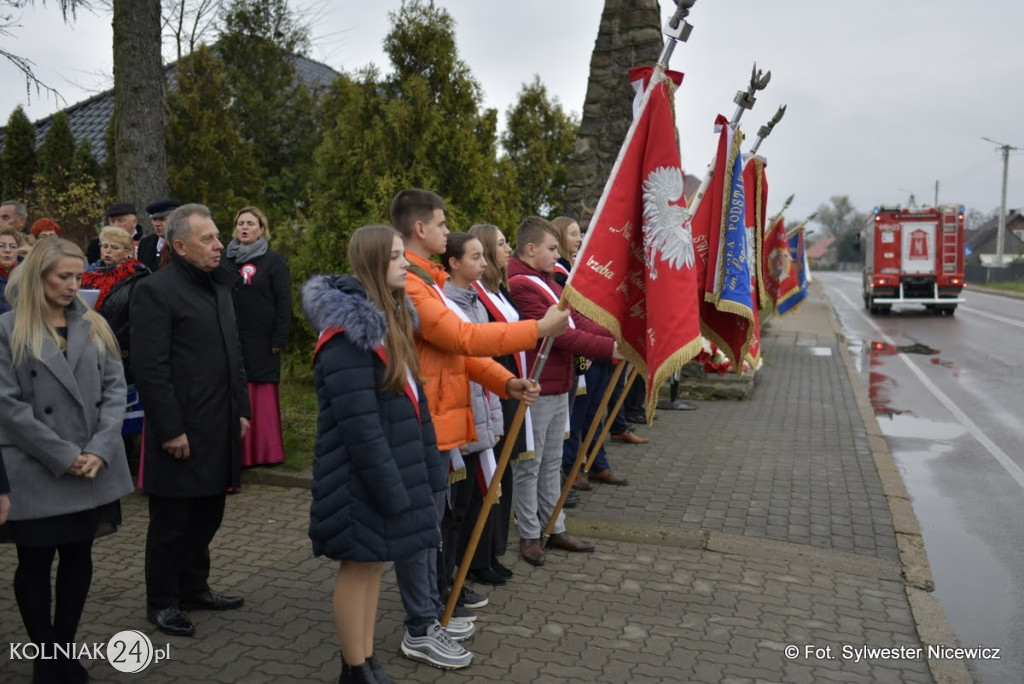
541, 361, 627, 539
443, 0, 701, 627
581, 366, 639, 475
441, 332, 557, 627
543, 365, 639, 538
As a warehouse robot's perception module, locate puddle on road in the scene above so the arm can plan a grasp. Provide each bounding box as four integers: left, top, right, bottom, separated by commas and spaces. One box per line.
875, 412, 967, 440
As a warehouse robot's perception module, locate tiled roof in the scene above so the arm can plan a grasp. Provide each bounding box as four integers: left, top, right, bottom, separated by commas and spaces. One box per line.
965, 210, 1024, 249
806, 235, 837, 259
0, 55, 339, 164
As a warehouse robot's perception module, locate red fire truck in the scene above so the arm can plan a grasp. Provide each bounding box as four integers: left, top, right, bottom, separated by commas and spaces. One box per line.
862, 204, 965, 315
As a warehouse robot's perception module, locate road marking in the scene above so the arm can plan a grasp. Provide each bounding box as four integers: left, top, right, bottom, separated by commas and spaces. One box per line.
958, 306, 1024, 330
833, 289, 1024, 491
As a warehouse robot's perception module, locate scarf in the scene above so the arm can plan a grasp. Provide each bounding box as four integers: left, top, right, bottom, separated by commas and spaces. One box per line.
226, 237, 269, 264
81, 258, 149, 310
0, 262, 14, 280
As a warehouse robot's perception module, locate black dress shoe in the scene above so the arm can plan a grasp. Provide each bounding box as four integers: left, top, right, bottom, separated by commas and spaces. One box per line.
491, 559, 514, 579
147, 606, 195, 637
468, 567, 508, 586
181, 589, 244, 611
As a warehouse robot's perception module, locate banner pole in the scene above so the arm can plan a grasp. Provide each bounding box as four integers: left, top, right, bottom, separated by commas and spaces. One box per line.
442, 327, 558, 627
582, 367, 639, 475
541, 361, 627, 539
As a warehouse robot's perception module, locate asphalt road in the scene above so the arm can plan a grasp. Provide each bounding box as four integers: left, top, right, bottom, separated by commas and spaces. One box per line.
818, 271, 1024, 684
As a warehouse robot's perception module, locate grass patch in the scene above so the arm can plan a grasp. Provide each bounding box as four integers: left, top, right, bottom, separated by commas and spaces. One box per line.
280, 374, 317, 471
984, 280, 1024, 292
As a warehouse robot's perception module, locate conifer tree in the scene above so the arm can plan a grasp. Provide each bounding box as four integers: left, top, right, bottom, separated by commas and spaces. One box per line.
73, 138, 101, 183
216, 0, 320, 214
165, 45, 260, 229
502, 76, 579, 217
1, 106, 38, 202
38, 111, 76, 191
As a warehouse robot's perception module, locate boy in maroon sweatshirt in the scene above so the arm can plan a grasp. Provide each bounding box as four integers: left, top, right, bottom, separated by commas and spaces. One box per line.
507, 216, 622, 566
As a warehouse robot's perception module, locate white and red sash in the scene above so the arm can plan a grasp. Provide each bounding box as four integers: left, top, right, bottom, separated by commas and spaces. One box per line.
314, 326, 420, 423
428, 283, 474, 482
471, 281, 536, 461
506, 274, 576, 436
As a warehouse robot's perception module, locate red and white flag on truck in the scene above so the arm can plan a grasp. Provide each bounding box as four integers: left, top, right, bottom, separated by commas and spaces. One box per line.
563, 66, 702, 423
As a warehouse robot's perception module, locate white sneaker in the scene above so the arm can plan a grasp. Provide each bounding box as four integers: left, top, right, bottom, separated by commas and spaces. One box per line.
400, 621, 473, 669
443, 616, 475, 641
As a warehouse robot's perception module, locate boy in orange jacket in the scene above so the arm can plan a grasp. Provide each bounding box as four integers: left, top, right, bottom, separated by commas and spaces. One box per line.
389, 190, 569, 670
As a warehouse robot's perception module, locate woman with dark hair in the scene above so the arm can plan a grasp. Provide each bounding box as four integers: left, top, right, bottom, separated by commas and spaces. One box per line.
301, 225, 440, 684
224, 206, 292, 467
0, 238, 134, 683
441, 231, 511, 588
466, 223, 532, 579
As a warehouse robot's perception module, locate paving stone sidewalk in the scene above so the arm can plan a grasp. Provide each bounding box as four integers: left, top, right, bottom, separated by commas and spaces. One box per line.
0, 283, 968, 683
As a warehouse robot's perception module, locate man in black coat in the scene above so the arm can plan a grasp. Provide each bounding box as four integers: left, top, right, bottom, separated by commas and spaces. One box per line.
131, 203, 251, 637
138, 198, 181, 272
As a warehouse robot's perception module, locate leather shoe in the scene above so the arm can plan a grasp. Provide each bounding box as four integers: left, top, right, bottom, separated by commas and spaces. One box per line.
546, 532, 595, 552
491, 559, 514, 578
570, 472, 592, 491
519, 538, 546, 566
147, 606, 195, 637
468, 567, 507, 586
181, 589, 244, 611
588, 469, 629, 486
610, 430, 648, 445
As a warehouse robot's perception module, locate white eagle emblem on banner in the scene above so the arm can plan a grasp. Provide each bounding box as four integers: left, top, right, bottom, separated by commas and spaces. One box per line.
642, 166, 694, 280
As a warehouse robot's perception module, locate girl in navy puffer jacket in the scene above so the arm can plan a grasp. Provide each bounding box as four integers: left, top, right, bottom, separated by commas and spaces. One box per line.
302, 225, 441, 684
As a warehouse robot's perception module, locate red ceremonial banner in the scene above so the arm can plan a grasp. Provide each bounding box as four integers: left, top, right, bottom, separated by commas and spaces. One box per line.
563, 68, 701, 423
742, 155, 768, 365
763, 216, 796, 310
691, 115, 754, 372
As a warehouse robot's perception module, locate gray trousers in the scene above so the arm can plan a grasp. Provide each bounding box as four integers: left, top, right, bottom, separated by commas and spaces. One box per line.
394, 488, 445, 635
513, 393, 568, 539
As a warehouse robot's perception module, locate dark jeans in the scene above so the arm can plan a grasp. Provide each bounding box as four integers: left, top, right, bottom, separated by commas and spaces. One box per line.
145, 494, 226, 608
395, 488, 444, 635
562, 361, 615, 475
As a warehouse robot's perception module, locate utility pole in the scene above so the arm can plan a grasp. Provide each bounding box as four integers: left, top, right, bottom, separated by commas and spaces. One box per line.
982, 137, 1020, 267
934, 180, 939, 207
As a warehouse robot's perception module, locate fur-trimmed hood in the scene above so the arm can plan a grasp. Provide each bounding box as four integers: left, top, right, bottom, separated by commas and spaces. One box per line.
301, 274, 418, 352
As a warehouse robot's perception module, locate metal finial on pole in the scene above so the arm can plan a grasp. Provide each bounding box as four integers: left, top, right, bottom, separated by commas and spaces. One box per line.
750, 104, 786, 155
656, 0, 697, 68
731, 63, 771, 125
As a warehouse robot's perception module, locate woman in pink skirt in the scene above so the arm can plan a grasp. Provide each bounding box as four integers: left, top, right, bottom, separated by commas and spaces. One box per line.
224, 206, 292, 466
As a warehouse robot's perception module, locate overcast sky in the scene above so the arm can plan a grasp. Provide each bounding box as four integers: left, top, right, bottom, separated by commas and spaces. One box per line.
2, 0, 1022, 229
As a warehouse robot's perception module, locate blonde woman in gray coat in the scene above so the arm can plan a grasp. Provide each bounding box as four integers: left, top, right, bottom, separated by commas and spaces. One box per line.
0, 238, 134, 684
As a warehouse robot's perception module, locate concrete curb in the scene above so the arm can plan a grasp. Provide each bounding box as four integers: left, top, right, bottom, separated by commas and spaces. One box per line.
963, 283, 1024, 299
821, 288, 973, 684
241, 465, 311, 490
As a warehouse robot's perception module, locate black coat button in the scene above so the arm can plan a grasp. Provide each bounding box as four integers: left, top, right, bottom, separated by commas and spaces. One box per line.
44, 407, 53, 414
96, 401, 103, 407
30, 370, 37, 377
